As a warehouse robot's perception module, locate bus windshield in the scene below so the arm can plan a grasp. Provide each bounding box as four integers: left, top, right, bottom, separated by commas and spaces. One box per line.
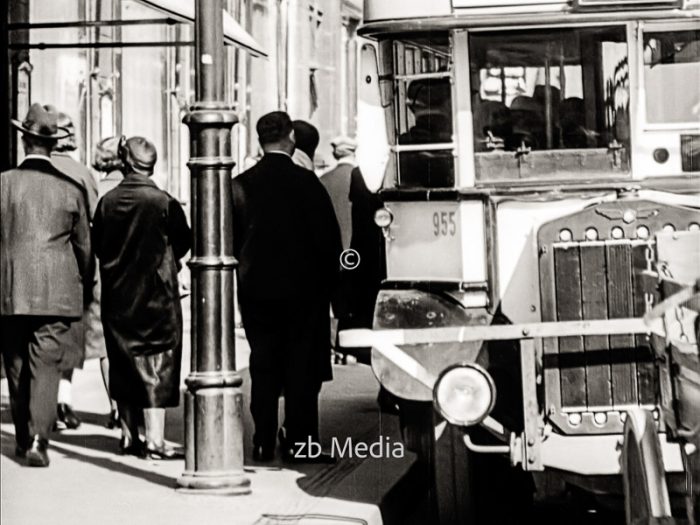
469, 26, 630, 183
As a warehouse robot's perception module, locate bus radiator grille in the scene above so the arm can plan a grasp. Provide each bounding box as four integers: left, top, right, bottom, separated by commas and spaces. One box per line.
537, 199, 700, 433
550, 240, 657, 410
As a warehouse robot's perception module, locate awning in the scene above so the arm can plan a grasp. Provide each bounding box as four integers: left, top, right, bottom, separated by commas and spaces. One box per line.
137, 0, 267, 57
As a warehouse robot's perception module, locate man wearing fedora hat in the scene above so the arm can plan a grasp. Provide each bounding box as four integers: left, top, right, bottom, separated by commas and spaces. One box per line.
1, 103, 93, 467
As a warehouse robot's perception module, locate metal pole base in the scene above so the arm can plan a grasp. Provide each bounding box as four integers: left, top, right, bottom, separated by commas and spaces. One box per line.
176, 385, 251, 495
176, 474, 251, 495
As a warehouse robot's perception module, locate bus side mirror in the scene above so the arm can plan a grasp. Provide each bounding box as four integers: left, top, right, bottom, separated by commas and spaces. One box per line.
357, 41, 391, 192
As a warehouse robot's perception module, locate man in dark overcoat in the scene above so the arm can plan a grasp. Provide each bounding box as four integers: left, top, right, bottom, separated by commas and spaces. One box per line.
232, 111, 342, 463
1, 104, 92, 467
320, 136, 386, 365
92, 136, 191, 458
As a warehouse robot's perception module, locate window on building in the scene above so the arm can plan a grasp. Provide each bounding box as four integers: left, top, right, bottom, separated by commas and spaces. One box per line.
341, 16, 360, 137
308, 2, 323, 118
21, 1, 87, 163
11, 0, 201, 203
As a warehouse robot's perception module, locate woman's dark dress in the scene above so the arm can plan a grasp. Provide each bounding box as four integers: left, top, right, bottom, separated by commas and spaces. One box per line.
92, 173, 191, 408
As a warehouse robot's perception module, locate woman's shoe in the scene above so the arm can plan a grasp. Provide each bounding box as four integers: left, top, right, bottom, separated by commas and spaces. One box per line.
106, 408, 120, 429
119, 436, 146, 458
56, 403, 81, 430
145, 443, 184, 460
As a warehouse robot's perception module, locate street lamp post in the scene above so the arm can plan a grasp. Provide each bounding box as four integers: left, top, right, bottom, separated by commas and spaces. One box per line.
177, 0, 250, 495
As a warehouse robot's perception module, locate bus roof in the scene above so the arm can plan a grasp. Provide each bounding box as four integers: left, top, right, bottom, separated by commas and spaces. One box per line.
362, 0, 700, 32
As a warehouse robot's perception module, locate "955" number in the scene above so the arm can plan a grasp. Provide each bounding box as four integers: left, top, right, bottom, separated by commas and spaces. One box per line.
432, 211, 457, 237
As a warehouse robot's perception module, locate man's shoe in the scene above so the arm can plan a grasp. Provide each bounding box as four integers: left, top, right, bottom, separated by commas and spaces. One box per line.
14, 436, 29, 458
26, 436, 50, 467
57, 403, 81, 430
252, 445, 275, 462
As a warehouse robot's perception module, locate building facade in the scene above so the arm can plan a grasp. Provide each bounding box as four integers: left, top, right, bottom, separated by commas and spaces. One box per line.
247, 0, 361, 169
5, 0, 362, 205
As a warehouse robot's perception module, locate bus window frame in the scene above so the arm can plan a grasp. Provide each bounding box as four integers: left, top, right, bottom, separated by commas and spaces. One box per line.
459, 22, 636, 187
453, 29, 475, 188
637, 20, 700, 131
381, 32, 459, 189
631, 20, 700, 177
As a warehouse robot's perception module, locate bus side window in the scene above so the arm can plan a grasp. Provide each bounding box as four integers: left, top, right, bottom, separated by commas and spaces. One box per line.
387, 35, 456, 189
399, 78, 453, 145
643, 30, 700, 125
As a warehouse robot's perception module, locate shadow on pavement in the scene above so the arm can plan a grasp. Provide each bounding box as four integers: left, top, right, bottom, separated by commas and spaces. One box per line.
3, 362, 420, 522
2, 428, 176, 489
1, 429, 26, 466
72, 409, 113, 428
48, 429, 121, 455
1, 404, 12, 424
50, 440, 177, 489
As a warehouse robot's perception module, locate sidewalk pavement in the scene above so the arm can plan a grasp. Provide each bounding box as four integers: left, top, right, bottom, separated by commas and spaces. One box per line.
1, 309, 418, 525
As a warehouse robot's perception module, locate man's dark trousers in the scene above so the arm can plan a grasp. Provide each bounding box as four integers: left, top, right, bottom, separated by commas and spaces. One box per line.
245, 310, 323, 451
1, 316, 75, 447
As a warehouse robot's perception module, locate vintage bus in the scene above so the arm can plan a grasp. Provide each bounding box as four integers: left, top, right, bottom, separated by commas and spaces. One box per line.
343, 0, 700, 523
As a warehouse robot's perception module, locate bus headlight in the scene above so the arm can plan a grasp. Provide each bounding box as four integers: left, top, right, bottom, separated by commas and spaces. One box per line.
374, 207, 393, 228
433, 364, 496, 426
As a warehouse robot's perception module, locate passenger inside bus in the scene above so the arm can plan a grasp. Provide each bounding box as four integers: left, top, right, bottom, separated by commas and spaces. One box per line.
559, 97, 589, 148
509, 95, 546, 149
397, 77, 454, 187
473, 98, 511, 151
400, 78, 452, 144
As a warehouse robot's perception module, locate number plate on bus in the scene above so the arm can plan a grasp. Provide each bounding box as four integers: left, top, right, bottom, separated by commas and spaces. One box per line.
385, 202, 463, 281
432, 210, 458, 238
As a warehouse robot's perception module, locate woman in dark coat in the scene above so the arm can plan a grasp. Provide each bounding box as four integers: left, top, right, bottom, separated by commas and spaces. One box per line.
92, 136, 191, 458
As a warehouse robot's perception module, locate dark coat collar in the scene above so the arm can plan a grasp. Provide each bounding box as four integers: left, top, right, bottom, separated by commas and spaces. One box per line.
120, 172, 158, 187
260, 152, 294, 165
19, 156, 53, 170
